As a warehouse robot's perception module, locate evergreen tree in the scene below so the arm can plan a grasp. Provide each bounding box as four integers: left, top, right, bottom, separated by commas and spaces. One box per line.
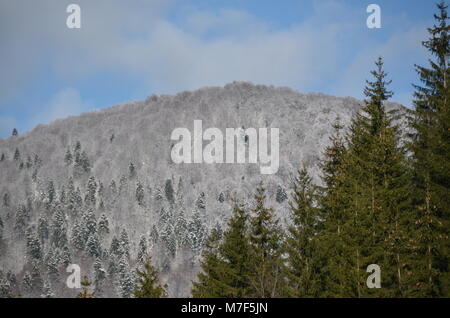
188, 210, 207, 254
275, 185, 288, 203
93, 257, 106, 295
14, 204, 29, 235
164, 179, 175, 204
110, 235, 121, 256
33, 154, 42, 168
98, 214, 110, 236
215, 201, 252, 297
46, 250, 60, 279
71, 220, 85, 251
12, 128, 18, 136
160, 222, 177, 259
285, 167, 322, 297
86, 232, 101, 258
409, 1, 450, 297
85, 176, 97, 207
317, 57, 411, 297
64, 148, 73, 165
77, 276, 95, 298
0, 216, 3, 241
120, 228, 130, 258
22, 272, 33, 294
134, 256, 167, 298
128, 162, 136, 179
191, 227, 228, 297
61, 245, 71, 267
247, 185, 284, 297
41, 280, 55, 298
118, 255, 134, 298
79, 151, 91, 173
26, 228, 42, 260
137, 235, 148, 264
317, 118, 354, 297
26, 155, 32, 169
51, 208, 68, 248
13, 148, 20, 161
46, 180, 56, 207
2, 193, 9, 208
31, 260, 43, 294
174, 209, 190, 249
136, 181, 145, 206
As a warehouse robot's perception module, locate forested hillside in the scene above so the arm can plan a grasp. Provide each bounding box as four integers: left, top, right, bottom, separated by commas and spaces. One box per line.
0, 2, 449, 299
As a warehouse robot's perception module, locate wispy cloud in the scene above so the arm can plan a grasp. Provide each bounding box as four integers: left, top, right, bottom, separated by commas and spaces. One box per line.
29, 88, 90, 129
0, 0, 433, 136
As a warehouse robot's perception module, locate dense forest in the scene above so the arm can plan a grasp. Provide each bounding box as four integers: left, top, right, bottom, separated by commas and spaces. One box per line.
0, 2, 449, 298
191, 2, 450, 298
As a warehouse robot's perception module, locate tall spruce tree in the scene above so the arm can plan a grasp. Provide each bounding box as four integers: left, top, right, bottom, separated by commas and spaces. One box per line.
341, 57, 410, 297
247, 185, 285, 297
409, 1, 450, 297
317, 118, 354, 297
285, 167, 322, 297
192, 201, 252, 297
191, 227, 228, 297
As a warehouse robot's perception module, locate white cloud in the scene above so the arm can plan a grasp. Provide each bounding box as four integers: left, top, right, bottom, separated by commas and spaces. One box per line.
0, 0, 431, 107
29, 88, 90, 128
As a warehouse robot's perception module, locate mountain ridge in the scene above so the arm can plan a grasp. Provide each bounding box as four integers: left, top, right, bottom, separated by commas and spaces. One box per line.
0, 81, 406, 297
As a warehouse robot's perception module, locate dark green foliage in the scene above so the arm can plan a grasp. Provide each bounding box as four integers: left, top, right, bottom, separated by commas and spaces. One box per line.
408, 1, 450, 297
192, 201, 252, 297
275, 185, 287, 203
285, 168, 322, 297
12, 128, 18, 136
247, 185, 285, 297
134, 256, 167, 298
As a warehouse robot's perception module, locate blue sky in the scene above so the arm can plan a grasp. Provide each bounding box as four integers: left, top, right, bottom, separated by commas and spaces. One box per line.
0, 0, 439, 138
